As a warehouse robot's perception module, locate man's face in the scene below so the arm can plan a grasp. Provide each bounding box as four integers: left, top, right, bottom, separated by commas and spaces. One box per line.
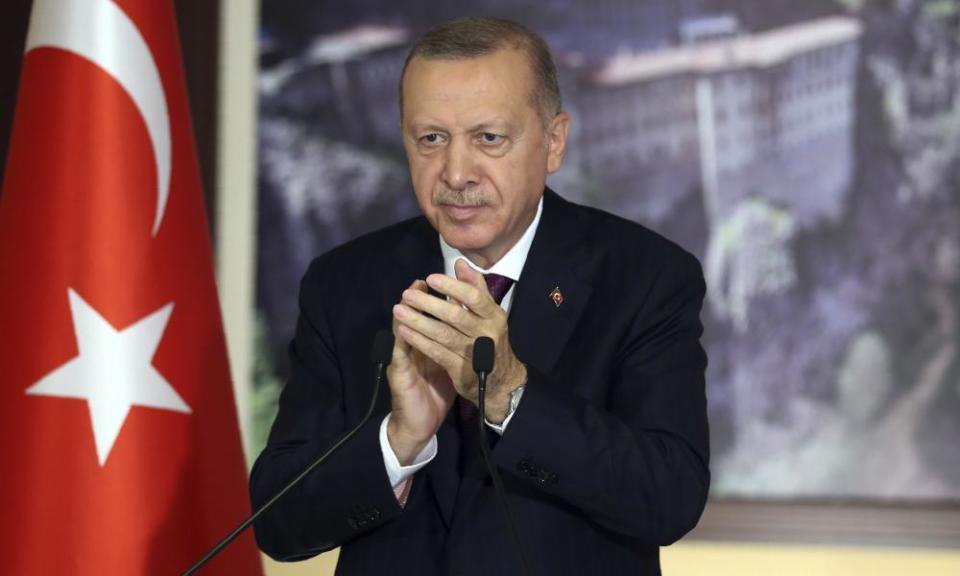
401, 48, 569, 268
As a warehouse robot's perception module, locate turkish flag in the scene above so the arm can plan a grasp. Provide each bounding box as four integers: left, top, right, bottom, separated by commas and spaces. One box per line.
0, 1, 262, 574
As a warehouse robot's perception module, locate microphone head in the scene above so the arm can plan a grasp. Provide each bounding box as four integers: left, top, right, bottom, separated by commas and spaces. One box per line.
371, 330, 395, 366
472, 336, 495, 374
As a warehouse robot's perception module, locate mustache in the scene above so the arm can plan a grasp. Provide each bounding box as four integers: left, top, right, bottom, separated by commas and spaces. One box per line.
433, 188, 487, 207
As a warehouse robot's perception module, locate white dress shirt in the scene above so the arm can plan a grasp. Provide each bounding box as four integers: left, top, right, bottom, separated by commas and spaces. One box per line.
379, 197, 544, 488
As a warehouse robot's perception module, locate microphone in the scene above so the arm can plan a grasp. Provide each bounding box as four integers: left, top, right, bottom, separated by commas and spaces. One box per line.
473, 337, 532, 576
370, 329, 395, 366
182, 330, 395, 575
473, 335, 495, 375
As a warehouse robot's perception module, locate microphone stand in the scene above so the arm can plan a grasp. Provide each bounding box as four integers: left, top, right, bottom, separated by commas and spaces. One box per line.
474, 337, 532, 576
181, 331, 394, 575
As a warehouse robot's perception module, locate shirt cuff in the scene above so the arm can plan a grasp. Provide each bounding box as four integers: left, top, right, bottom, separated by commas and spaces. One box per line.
379, 413, 437, 488
485, 385, 525, 435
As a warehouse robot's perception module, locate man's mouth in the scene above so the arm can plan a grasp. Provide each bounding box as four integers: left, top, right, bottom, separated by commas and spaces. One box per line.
440, 204, 483, 222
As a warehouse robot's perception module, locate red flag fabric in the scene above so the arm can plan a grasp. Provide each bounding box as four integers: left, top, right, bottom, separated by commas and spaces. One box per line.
0, 1, 263, 573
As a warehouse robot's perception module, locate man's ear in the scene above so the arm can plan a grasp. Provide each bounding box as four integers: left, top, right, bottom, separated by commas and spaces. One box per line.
546, 111, 571, 174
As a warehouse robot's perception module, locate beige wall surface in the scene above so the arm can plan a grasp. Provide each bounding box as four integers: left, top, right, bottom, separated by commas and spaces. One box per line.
262, 551, 336, 575
260, 544, 960, 575
662, 542, 960, 575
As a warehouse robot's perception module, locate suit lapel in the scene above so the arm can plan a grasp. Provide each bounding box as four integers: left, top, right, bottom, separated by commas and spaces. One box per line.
508, 190, 597, 377
386, 216, 444, 305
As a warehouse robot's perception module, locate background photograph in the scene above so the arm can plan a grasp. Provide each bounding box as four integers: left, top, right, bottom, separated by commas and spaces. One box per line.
254, 0, 960, 505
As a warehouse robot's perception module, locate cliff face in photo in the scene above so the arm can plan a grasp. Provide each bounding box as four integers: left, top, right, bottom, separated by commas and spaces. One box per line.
712, 0, 960, 498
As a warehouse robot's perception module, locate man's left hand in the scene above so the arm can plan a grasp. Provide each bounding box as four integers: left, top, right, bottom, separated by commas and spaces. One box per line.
392, 259, 527, 424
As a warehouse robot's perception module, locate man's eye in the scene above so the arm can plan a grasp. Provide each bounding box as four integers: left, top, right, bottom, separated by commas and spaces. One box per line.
479, 132, 504, 145
420, 133, 444, 145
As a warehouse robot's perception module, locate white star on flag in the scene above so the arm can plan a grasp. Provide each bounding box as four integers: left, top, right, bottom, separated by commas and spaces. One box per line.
27, 288, 191, 466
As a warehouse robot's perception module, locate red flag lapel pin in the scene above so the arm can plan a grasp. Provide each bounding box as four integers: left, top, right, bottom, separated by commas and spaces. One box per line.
549, 287, 564, 307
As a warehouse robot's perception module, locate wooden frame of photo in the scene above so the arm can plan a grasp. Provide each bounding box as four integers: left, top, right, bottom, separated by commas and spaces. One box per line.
689, 499, 960, 548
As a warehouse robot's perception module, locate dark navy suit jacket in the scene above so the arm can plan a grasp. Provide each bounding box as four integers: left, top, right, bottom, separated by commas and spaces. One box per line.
250, 190, 710, 575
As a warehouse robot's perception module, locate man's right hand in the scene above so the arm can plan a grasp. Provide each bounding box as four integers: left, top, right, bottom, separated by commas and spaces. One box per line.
386, 279, 457, 465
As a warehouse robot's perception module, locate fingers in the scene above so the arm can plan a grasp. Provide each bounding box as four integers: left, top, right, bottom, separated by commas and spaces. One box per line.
425, 269, 497, 319
390, 281, 422, 368
392, 271, 505, 401
391, 316, 410, 361
395, 321, 467, 377
400, 288, 480, 336
395, 300, 470, 348
454, 259, 486, 290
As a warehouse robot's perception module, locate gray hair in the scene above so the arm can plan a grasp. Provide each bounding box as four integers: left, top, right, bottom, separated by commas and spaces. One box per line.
399, 17, 562, 125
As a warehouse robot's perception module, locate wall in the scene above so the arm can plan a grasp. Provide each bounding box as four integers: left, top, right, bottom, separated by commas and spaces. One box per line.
258, 543, 960, 575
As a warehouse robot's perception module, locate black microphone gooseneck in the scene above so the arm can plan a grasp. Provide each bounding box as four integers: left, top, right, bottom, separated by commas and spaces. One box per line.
182, 330, 395, 575
473, 336, 532, 576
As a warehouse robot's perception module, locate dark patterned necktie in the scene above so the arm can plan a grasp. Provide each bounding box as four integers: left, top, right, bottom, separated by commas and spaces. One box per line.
483, 273, 514, 307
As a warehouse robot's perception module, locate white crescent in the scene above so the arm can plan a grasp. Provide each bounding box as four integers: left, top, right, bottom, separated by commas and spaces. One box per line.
26, 0, 172, 237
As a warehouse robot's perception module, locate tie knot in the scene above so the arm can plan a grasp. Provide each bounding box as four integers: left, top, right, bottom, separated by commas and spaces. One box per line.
484, 273, 514, 306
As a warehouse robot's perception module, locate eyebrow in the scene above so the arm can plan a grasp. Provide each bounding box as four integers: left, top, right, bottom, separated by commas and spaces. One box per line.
407, 118, 512, 133
408, 122, 447, 133
468, 119, 510, 132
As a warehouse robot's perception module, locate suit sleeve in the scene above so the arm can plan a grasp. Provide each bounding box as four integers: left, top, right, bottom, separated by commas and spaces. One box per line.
493, 251, 710, 545
249, 259, 403, 561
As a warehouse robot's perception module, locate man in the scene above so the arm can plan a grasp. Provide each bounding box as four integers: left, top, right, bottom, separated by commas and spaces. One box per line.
251, 17, 709, 575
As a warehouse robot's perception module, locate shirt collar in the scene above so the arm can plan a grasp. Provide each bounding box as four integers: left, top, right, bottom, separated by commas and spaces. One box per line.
439, 195, 543, 280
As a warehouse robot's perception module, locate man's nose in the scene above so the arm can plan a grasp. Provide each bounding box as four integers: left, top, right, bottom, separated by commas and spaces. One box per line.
441, 139, 478, 191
